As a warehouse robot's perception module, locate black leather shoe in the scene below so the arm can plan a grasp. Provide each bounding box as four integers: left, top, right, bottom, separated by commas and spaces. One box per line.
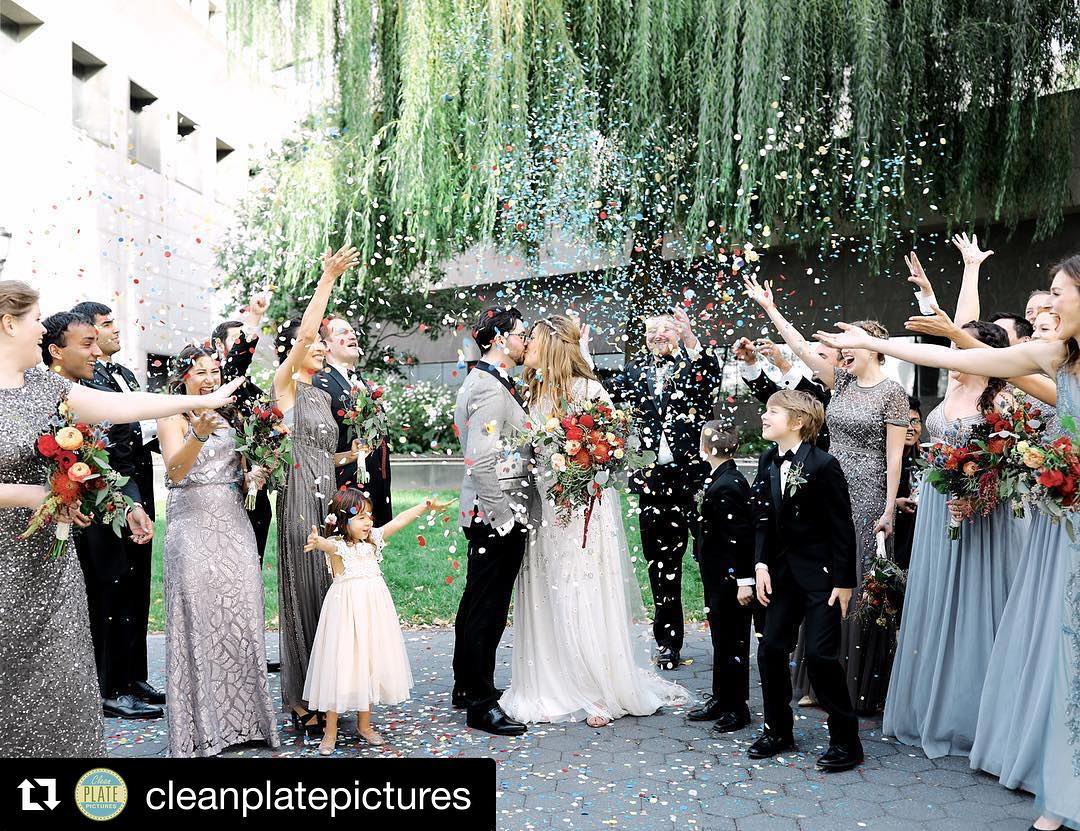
712, 706, 752, 734
816, 741, 864, 772
466, 704, 527, 736
452, 688, 503, 710
656, 648, 680, 671
266, 661, 281, 673
687, 695, 727, 721
103, 694, 163, 719
747, 732, 796, 759
130, 680, 166, 705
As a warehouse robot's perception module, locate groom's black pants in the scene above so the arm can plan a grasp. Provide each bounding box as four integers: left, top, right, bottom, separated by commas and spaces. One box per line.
638, 493, 695, 653
453, 518, 527, 710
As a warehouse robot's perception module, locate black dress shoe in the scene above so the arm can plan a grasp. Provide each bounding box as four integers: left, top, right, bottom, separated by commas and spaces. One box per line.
266, 661, 281, 673
712, 706, 752, 734
816, 741, 864, 772
747, 732, 796, 759
103, 694, 163, 720
687, 695, 728, 722
130, 680, 166, 705
656, 648, 680, 671
466, 704, 527, 736
452, 688, 504, 710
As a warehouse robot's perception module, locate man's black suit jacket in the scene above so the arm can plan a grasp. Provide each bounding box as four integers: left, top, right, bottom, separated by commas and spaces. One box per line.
749, 442, 857, 593
694, 459, 754, 593
312, 365, 393, 526
89, 362, 155, 519
221, 331, 265, 411
597, 348, 720, 500
744, 366, 832, 452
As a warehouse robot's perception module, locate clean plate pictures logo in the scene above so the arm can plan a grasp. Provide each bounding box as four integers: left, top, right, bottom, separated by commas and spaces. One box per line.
74, 768, 127, 821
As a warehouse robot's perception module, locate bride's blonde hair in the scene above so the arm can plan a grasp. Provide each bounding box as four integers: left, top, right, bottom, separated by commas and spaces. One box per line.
523, 315, 596, 415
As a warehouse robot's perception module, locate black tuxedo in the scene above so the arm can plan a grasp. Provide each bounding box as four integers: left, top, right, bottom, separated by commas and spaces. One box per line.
598, 347, 720, 653
85, 362, 156, 693
744, 367, 832, 451
694, 460, 756, 707
220, 332, 272, 561
750, 442, 859, 744
312, 364, 393, 526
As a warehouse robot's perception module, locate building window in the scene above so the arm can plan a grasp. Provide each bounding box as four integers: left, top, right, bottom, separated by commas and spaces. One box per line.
72, 44, 110, 144
175, 112, 202, 192
0, 2, 43, 46
128, 81, 161, 172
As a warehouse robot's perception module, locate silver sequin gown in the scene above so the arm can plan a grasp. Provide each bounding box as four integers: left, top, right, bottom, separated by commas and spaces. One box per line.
0, 367, 105, 756
793, 368, 909, 713
163, 426, 279, 757
277, 383, 337, 711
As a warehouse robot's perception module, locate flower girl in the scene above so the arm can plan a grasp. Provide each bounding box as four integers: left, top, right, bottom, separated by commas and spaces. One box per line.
303, 488, 451, 753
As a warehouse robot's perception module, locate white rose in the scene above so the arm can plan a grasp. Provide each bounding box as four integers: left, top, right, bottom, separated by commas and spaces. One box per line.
605, 431, 617, 443
614, 448, 625, 459
564, 440, 581, 455
551, 453, 567, 472
544, 417, 560, 432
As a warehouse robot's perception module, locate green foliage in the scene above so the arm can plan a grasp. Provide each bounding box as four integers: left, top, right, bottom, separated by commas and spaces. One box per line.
377, 378, 459, 455
226, 0, 1080, 284
737, 426, 771, 457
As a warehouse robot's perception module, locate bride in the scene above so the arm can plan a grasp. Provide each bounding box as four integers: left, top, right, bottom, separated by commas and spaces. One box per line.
499, 315, 689, 728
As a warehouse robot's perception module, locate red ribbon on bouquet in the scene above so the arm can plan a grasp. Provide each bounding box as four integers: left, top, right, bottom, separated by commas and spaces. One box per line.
581, 486, 604, 549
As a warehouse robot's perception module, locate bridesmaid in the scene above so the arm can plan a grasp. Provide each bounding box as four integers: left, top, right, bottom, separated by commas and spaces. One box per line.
158, 346, 279, 757
745, 275, 908, 714
272, 245, 363, 734
0, 280, 242, 757
815, 252, 1080, 831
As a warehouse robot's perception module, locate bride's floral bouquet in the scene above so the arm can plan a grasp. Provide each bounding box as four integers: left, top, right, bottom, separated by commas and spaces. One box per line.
521, 399, 655, 547
235, 397, 293, 509
22, 401, 134, 558
338, 382, 387, 484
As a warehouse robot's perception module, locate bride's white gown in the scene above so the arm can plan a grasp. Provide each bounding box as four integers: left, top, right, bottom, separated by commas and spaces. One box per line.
500, 378, 689, 724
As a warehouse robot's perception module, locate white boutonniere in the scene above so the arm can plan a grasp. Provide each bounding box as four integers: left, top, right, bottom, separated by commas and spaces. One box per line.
785, 462, 807, 498
693, 487, 705, 516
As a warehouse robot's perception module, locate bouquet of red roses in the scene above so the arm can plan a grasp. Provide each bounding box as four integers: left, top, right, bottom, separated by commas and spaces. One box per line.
972, 391, 1046, 520
1012, 431, 1080, 539
338, 381, 388, 484
22, 402, 134, 558
235, 397, 293, 509
520, 399, 655, 547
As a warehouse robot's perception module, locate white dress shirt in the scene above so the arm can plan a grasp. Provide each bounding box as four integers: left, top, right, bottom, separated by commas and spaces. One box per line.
739, 359, 808, 390
326, 358, 359, 391
755, 442, 803, 573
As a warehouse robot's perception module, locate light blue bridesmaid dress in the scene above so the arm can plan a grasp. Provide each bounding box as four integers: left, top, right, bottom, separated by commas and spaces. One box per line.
882, 403, 1025, 758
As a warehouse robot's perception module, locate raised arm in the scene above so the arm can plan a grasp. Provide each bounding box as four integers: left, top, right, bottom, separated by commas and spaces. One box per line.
744, 274, 837, 387
272, 245, 360, 396
379, 497, 453, 540
951, 233, 993, 326
815, 323, 1062, 379
66, 376, 244, 425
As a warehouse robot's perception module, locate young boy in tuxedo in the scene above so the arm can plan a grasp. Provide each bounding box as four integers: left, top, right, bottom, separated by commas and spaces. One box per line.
687, 422, 755, 733
749, 390, 863, 771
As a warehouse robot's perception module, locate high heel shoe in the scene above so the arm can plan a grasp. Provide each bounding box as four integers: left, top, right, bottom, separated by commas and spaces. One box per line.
290, 709, 322, 736
318, 737, 336, 756
359, 728, 386, 746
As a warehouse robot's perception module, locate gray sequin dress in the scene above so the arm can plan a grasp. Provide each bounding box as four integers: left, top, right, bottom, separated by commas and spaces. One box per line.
277, 383, 337, 711
883, 402, 1024, 758
163, 425, 279, 757
0, 367, 105, 757
793, 369, 909, 713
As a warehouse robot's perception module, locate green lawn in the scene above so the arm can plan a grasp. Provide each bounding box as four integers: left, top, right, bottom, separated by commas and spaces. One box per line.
150, 490, 704, 632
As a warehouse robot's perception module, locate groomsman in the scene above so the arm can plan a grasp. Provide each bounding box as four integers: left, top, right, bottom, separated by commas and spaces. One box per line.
734, 336, 839, 451
42, 312, 161, 719
313, 314, 393, 525
687, 422, 754, 733
749, 390, 863, 771
597, 307, 720, 669
70, 301, 164, 710
212, 292, 273, 562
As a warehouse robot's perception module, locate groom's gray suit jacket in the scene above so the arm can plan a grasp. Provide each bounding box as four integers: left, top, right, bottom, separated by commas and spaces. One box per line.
454, 366, 537, 531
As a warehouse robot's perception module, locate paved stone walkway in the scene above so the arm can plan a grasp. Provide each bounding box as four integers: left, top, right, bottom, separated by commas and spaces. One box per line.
108, 627, 1036, 830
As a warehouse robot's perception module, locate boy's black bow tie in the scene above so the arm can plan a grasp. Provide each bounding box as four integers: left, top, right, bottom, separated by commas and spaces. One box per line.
772, 449, 796, 467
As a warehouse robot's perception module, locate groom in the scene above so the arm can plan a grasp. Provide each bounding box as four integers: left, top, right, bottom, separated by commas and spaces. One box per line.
452, 306, 534, 736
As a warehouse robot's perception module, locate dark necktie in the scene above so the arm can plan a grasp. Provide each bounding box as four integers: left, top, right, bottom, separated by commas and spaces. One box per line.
772, 449, 796, 468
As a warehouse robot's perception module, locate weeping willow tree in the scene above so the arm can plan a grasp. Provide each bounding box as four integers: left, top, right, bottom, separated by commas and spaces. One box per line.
222, 0, 1080, 354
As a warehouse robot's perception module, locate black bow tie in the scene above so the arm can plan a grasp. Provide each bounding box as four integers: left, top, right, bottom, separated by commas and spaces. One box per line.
772, 449, 796, 467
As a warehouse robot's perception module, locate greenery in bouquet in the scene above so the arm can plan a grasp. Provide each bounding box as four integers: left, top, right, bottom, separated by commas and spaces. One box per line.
858, 555, 907, 629
1012, 430, 1080, 540
972, 391, 1046, 520
23, 401, 134, 558
919, 421, 999, 540
235, 397, 294, 509
340, 380, 389, 447
522, 399, 656, 547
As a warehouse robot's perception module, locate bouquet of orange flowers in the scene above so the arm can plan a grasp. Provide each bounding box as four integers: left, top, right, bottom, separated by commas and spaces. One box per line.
520, 399, 655, 547
1012, 428, 1080, 539
22, 402, 134, 558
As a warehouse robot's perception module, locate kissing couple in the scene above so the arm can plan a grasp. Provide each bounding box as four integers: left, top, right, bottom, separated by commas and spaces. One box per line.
451, 307, 688, 735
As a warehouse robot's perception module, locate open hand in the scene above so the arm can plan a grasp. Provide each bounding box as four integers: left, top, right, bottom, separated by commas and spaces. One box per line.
671, 306, 698, 348
189, 410, 223, 440
952, 232, 993, 267
126, 504, 154, 544
813, 322, 872, 352
422, 497, 454, 513
828, 587, 853, 618
201, 376, 246, 411
904, 251, 933, 295
904, 303, 959, 340
743, 274, 774, 310
304, 524, 324, 553
321, 244, 362, 281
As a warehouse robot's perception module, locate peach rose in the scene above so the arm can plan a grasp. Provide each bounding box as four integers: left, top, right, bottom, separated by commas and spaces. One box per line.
55, 426, 84, 451
1022, 447, 1046, 469
66, 462, 94, 483
962, 460, 978, 476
